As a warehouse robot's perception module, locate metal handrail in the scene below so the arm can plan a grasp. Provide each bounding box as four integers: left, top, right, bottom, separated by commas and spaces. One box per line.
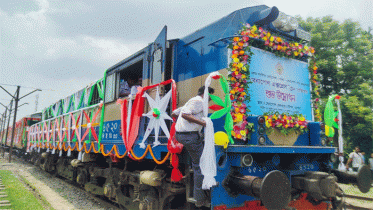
31, 102, 101, 127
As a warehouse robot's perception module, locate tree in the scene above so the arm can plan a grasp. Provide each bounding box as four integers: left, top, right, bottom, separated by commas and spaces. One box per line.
341, 83, 373, 159
297, 16, 373, 158
298, 16, 373, 97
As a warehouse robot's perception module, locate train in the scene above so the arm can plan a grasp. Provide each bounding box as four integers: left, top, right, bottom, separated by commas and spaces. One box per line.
1, 5, 372, 210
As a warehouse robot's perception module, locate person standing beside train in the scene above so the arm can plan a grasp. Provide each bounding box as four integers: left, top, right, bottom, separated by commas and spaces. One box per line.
346, 146, 364, 172
172, 86, 214, 208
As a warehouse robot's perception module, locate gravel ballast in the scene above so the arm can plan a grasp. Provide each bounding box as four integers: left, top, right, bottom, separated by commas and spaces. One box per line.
0, 152, 119, 210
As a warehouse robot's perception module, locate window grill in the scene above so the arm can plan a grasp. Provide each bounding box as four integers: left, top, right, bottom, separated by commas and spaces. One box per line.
89, 84, 101, 105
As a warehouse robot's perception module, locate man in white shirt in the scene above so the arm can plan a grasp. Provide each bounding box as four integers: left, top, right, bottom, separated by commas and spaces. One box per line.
130, 77, 142, 95
346, 146, 364, 172
172, 86, 214, 208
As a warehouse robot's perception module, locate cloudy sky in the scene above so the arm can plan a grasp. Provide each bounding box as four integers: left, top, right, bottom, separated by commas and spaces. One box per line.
1, 0, 372, 122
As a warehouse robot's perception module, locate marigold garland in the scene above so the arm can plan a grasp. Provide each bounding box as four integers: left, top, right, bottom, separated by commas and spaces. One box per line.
227, 28, 254, 141
240, 24, 315, 58
309, 58, 322, 122
227, 24, 321, 140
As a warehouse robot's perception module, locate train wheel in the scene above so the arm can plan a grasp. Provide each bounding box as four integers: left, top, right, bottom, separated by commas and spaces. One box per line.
139, 189, 159, 210
162, 194, 188, 210
76, 168, 88, 186
332, 186, 346, 210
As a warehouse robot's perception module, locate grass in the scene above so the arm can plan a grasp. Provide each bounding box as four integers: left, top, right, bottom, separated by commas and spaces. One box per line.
0, 170, 45, 210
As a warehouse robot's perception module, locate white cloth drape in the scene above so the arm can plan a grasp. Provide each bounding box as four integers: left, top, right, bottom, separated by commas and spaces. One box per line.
200, 117, 217, 189
335, 99, 345, 170
200, 71, 220, 190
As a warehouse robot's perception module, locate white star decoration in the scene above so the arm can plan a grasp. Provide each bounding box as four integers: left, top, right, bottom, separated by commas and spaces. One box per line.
139, 87, 173, 149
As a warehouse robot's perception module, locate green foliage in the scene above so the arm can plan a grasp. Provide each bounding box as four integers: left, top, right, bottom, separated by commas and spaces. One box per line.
298, 17, 373, 97
298, 16, 373, 156
340, 85, 373, 155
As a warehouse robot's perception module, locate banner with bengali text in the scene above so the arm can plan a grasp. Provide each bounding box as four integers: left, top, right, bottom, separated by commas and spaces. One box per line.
248, 47, 312, 120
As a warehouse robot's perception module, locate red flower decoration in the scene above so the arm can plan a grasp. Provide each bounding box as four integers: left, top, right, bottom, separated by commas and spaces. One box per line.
209, 104, 224, 111
212, 75, 221, 80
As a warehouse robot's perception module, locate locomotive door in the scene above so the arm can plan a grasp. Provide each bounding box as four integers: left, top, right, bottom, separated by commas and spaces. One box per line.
145, 26, 168, 111
147, 26, 167, 88
144, 26, 173, 135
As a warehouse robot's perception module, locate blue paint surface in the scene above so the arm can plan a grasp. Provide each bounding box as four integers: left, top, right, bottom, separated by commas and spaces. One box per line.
101, 120, 122, 145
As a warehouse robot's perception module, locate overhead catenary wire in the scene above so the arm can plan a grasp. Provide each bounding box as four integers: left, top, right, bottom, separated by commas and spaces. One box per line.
0, 83, 56, 91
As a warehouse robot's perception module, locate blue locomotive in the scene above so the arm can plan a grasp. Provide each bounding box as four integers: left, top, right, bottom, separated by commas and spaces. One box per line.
7, 4, 372, 210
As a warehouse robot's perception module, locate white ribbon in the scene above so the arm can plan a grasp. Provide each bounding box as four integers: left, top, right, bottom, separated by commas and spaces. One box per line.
200, 117, 217, 189
200, 71, 219, 190
127, 96, 132, 140
335, 99, 345, 170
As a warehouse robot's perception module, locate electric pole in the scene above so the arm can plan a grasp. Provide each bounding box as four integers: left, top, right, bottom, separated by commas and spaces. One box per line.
0, 102, 9, 145
3, 100, 13, 157
0, 85, 41, 162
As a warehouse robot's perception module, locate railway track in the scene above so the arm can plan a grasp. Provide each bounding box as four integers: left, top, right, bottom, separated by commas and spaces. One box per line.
59, 177, 121, 210
9, 154, 121, 210
344, 194, 373, 210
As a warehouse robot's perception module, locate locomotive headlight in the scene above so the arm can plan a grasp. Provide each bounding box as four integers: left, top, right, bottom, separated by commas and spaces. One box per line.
272, 12, 299, 32
259, 136, 266, 145
258, 116, 265, 125
241, 154, 253, 167
282, 16, 298, 32
258, 127, 266, 135
330, 153, 337, 163
272, 12, 287, 29
321, 138, 327, 146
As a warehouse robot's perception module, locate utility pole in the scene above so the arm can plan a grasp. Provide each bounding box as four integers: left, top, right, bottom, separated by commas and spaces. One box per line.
3, 100, 13, 157
0, 101, 11, 144
0, 85, 41, 162
8, 86, 20, 162
0, 111, 7, 144
35, 94, 39, 112
0, 113, 5, 145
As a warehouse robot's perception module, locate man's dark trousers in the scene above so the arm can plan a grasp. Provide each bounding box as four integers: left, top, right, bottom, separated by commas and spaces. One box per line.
175, 132, 206, 202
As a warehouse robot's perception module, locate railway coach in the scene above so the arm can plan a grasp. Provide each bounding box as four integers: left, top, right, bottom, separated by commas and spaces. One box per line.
24, 4, 371, 210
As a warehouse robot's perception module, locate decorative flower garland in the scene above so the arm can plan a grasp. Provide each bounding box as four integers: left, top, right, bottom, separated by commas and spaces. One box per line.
228, 29, 254, 140
310, 58, 322, 122
264, 112, 308, 135
227, 24, 321, 140
240, 24, 315, 58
